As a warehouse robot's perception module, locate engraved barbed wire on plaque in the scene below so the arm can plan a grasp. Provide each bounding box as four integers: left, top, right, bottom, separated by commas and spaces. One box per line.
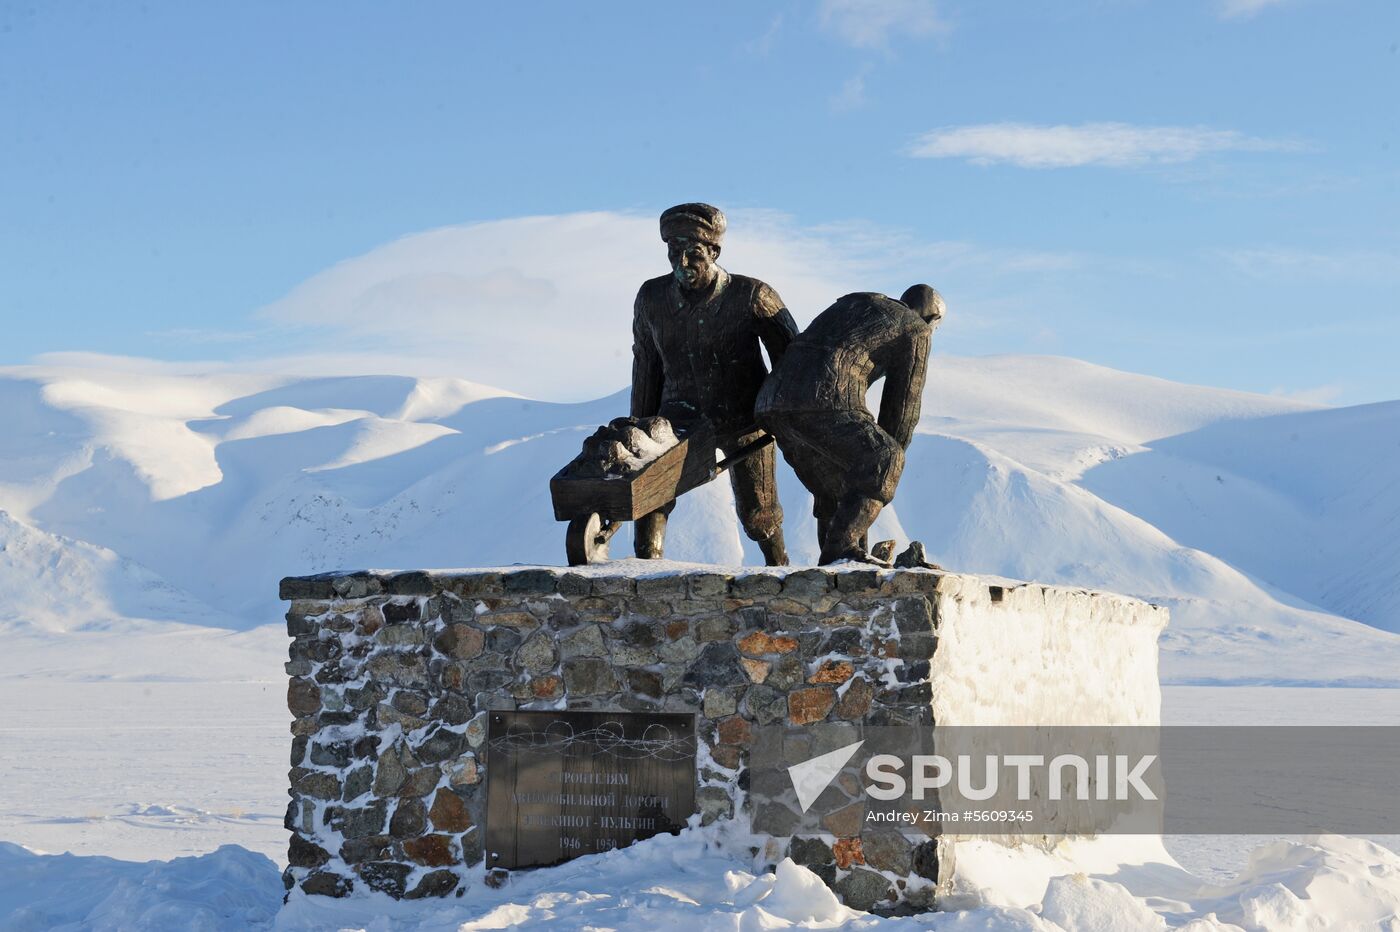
487, 718, 693, 763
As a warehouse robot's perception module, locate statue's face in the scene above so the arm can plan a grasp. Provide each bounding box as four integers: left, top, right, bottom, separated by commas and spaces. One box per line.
667, 238, 718, 291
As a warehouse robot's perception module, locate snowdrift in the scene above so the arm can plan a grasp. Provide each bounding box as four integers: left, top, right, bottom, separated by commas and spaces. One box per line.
4, 827, 1398, 931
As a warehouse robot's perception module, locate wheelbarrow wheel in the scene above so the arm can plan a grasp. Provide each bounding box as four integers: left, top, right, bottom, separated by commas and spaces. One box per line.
565, 513, 619, 566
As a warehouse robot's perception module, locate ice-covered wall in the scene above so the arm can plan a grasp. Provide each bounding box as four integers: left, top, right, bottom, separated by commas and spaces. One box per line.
279, 563, 1166, 911
927, 576, 1167, 879
930, 576, 1164, 727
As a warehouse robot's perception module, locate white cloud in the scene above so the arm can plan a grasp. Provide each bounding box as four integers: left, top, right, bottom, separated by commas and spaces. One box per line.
830, 71, 868, 112
818, 0, 947, 49
256, 211, 860, 399
1219, 0, 1290, 20
1219, 247, 1400, 279
144, 327, 261, 344
907, 122, 1295, 168
746, 13, 785, 56
253, 211, 1074, 400
1270, 384, 1343, 404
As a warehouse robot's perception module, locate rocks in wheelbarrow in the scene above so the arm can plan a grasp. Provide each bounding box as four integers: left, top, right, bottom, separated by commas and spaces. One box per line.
569, 415, 680, 479
623, 415, 677, 448
573, 437, 635, 479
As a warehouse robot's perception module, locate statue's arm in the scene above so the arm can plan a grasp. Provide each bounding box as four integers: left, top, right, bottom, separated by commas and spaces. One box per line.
877, 330, 931, 449
630, 291, 663, 418
754, 283, 799, 368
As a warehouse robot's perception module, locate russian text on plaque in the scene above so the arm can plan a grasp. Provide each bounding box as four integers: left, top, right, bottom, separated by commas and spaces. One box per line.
484, 710, 697, 869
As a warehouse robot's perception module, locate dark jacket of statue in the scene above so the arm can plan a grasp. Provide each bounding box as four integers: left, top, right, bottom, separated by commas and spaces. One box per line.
756, 292, 932, 504
758, 292, 931, 446
630, 269, 798, 440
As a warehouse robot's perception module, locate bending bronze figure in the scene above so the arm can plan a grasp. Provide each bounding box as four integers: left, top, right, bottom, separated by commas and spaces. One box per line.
757, 285, 945, 564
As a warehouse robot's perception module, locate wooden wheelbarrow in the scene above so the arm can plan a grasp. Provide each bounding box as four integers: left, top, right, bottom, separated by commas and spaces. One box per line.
549, 424, 775, 566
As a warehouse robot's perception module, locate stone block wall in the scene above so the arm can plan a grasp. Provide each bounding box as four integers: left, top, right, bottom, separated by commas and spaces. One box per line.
279, 563, 1166, 910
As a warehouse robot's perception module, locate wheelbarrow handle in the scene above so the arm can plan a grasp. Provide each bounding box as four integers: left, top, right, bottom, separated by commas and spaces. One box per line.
715, 432, 775, 473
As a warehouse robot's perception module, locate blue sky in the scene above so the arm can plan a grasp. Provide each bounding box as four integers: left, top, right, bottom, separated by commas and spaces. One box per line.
3, 0, 1397, 402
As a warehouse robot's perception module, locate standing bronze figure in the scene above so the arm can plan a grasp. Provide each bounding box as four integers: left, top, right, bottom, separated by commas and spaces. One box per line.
756, 285, 945, 565
630, 203, 797, 565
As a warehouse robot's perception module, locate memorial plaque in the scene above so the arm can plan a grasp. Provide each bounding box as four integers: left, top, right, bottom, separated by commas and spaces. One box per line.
484, 710, 696, 869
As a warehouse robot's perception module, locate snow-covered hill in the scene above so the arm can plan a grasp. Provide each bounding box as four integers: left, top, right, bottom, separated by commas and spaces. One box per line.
1, 354, 1397, 685
0, 510, 231, 633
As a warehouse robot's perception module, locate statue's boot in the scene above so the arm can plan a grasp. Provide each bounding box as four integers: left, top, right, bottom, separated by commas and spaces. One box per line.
758, 529, 789, 567
818, 496, 883, 565
634, 511, 667, 559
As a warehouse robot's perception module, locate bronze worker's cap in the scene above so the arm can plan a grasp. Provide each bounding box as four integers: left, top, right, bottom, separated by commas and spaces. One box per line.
659, 203, 726, 245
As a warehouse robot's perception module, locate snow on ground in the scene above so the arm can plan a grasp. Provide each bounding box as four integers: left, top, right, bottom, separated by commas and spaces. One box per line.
0, 842, 282, 932
5, 819, 1399, 930
0, 679, 286, 863
2, 674, 1397, 929
1161, 686, 1400, 885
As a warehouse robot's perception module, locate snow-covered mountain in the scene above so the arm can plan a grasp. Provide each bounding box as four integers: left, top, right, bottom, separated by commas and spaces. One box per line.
2, 355, 1397, 686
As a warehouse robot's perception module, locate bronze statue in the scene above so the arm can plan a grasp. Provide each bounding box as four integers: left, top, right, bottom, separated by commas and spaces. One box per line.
630, 204, 797, 565
756, 285, 945, 565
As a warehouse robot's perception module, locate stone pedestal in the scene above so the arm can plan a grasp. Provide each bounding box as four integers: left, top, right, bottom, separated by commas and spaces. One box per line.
279, 563, 1166, 908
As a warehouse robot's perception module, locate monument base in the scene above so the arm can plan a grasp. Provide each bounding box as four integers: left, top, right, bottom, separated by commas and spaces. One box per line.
279, 562, 1166, 910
